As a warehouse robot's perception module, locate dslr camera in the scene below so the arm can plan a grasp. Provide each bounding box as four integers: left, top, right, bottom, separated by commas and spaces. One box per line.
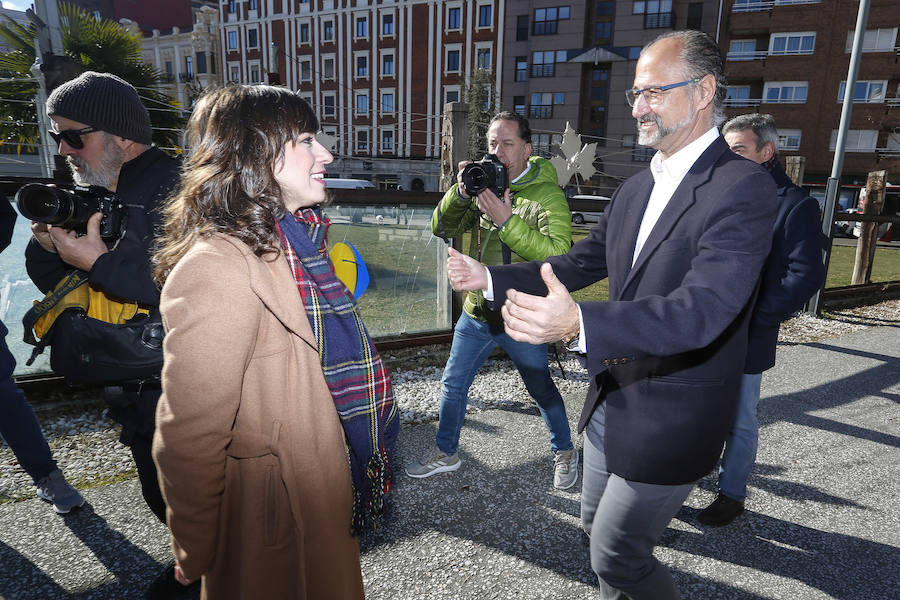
461, 154, 508, 199
15, 183, 126, 241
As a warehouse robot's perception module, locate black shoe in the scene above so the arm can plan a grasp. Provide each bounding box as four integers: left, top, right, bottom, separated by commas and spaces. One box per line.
145, 563, 200, 600
697, 493, 744, 527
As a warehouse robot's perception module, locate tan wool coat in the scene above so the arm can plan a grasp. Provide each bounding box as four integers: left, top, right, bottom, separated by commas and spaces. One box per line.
152, 233, 365, 600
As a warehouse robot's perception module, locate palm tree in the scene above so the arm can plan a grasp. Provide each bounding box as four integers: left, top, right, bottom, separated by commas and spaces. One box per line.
0, 2, 184, 158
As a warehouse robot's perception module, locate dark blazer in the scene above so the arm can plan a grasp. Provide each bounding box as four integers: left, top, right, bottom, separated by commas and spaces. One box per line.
489, 137, 777, 485
744, 161, 826, 374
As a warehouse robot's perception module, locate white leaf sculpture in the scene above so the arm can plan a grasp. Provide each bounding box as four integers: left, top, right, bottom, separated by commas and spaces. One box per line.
550, 122, 598, 188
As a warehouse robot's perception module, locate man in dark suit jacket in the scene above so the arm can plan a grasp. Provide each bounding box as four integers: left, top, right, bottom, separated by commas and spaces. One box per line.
445, 31, 777, 599
698, 113, 826, 526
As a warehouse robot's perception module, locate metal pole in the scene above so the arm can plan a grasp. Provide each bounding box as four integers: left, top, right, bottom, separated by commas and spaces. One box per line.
806, 0, 870, 316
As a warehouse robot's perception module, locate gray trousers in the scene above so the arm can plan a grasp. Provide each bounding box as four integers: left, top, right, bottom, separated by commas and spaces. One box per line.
581, 405, 694, 599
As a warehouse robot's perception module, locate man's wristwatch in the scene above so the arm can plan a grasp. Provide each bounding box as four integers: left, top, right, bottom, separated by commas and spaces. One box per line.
561, 325, 581, 353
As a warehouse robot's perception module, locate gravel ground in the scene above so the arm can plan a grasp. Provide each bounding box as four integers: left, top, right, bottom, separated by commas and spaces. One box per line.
2, 299, 898, 506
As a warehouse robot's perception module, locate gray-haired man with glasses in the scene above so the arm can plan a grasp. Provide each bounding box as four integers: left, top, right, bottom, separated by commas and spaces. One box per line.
443, 30, 777, 599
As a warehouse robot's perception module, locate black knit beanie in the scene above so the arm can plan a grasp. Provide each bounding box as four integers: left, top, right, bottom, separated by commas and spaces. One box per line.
46, 71, 153, 144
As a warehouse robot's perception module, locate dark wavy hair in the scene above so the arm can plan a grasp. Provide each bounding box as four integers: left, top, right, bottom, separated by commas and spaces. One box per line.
153, 85, 320, 284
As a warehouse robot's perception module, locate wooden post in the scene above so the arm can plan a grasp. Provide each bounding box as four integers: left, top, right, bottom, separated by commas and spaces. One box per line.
438, 102, 468, 326
784, 155, 805, 187
851, 170, 886, 285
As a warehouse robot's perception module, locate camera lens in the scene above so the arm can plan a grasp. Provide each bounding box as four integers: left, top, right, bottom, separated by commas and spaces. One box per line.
15, 184, 74, 225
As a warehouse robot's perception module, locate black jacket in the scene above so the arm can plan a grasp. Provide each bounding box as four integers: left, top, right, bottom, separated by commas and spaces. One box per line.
0, 196, 15, 254
25, 146, 179, 306
744, 161, 826, 374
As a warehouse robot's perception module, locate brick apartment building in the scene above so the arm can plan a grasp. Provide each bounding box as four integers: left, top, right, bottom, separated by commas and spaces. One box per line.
719, 0, 900, 207
218, 0, 507, 191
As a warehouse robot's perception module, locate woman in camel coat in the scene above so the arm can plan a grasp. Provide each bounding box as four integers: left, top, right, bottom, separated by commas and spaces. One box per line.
152, 85, 398, 599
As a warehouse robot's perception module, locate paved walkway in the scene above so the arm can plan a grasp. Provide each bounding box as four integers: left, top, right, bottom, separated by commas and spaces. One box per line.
1, 326, 898, 599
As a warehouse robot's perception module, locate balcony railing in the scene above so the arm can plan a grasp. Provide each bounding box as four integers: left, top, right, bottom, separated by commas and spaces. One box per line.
724, 98, 762, 108
530, 64, 555, 78
887, 98, 900, 107
726, 50, 768, 61
876, 148, 900, 159
644, 12, 674, 29
528, 105, 553, 119
732, 0, 820, 12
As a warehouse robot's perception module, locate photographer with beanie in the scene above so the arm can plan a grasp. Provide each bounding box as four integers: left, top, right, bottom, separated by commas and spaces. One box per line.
23, 72, 183, 598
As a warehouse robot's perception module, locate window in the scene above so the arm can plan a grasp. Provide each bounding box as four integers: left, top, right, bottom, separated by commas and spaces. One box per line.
530, 92, 553, 118
300, 58, 312, 81
382, 130, 394, 152
382, 52, 395, 77
515, 56, 528, 82
686, 2, 703, 30
597, 1, 614, 16
196, 51, 207, 74
725, 85, 752, 107
838, 80, 886, 103
445, 88, 460, 104
516, 15, 529, 41
356, 54, 368, 78
476, 46, 492, 70
322, 55, 335, 80
596, 21, 612, 43
356, 16, 368, 39
382, 14, 394, 36
534, 7, 569, 35
356, 93, 369, 115
227, 30, 238, 50
323, 20, 334, 41
514, 95, 526, 115
249, 0, 258, 9
210, 54, 216, 74
323, 93, 336, 118
447, 7, 461, 30
830, 129, 877, 152
165, 60, 173, 81
531, 133, 561, 157
184, 56, 194, 78
763, 81, 808, 104
299, 22, 310, 44
728, 39, 757, 60
628, 46, 642, 60
381, 92, 394, 114
229, 65, 239, 83
357, 130, 368, 151
531, 51, 555, 77
247, 28, 258, 49
250, 63, 260, 84
92, 10, 101, 20
446, 48, 461, 72
633, 0, 673, 28
847, 28, 898, 53
478, 4, 492, 28
229, 0, 237, 13
777, 129, 802, 151
769, 32, 815, 56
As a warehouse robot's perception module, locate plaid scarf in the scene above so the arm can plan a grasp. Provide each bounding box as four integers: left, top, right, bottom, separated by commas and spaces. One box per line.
276, 208, 398, 535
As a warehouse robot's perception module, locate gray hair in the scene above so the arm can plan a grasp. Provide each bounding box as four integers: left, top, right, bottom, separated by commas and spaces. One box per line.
722, 113, 779, 153
643, 30, 728, 126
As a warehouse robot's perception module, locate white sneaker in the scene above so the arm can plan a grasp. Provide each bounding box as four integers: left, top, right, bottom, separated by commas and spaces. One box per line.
553, 449, 579, 490
405, 446, 462, 478
35, 469, 85, 514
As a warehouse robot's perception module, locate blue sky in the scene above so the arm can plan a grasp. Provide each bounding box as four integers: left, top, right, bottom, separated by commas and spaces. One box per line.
1, 1, 30, 11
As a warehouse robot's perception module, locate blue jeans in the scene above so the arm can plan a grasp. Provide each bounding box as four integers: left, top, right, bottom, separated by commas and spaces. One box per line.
582, 404, 694, 599
718, 372, 762, 501
435, 312, 573, 455
0, 320, 57, 484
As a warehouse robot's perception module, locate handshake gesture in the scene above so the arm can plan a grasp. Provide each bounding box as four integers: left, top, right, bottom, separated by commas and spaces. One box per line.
446, 247, 580, 345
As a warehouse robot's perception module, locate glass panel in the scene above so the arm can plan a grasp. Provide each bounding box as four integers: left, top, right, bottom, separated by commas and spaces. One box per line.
320, 205, 451, 337
5, 202, 51, 376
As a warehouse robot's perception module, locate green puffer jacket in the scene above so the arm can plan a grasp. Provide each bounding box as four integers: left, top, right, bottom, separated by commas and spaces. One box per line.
431, 155, 572, 322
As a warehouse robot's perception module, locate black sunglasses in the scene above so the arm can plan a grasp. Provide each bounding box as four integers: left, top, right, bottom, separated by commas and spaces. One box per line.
49, 126, 98, 149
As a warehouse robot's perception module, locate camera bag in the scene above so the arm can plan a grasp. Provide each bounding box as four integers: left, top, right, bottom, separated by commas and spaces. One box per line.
22, 271, 163, 385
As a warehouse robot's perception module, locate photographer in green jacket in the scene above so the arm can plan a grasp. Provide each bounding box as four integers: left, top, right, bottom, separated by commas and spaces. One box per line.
407, 111, 577, 489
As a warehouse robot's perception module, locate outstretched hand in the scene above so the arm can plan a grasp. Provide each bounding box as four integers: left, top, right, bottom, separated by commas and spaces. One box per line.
447, 247, 488, 291
501, 262, 579, 345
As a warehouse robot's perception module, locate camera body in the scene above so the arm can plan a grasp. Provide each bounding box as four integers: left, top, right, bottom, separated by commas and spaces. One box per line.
15, 183, 126, 241
461, 154, 508, 200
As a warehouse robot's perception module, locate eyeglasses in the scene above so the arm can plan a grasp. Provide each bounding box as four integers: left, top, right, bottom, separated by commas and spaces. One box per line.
625, 77, 703, 107
48, 126, 98, 149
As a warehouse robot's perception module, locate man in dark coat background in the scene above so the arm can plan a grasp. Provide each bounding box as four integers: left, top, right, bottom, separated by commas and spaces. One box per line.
445, 30, 777, 599
698, 113, 827, 526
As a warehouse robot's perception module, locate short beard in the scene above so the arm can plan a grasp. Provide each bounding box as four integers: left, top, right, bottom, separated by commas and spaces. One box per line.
68, 134, 126, 190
